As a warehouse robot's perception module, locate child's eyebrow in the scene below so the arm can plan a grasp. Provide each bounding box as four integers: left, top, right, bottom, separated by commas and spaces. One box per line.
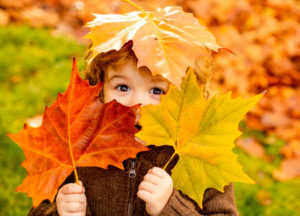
107, 75, 128, 82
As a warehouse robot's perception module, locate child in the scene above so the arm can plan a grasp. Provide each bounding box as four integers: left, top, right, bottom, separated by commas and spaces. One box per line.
28, 41, 238, 216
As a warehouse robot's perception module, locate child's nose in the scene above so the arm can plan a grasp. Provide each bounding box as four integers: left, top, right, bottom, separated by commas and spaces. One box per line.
130, 92, 152, 107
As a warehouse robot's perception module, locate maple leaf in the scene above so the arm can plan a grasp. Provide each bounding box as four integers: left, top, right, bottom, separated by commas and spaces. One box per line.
84, 4, 221, 88
136, 68, 263, 207
8, 58, 147, 207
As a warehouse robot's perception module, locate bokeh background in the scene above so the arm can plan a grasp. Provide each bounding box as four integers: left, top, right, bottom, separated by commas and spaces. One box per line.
0, 0, 300, 215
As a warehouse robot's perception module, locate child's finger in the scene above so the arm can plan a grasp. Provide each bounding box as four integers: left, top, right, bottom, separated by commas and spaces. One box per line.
137, 189, 153, 203
138, 181, 156, 193
143, 173, 161, 185
63, 201, 85, 212
64, 193, 87, 203
60, 183, 84, 194
148, 167, 169, 178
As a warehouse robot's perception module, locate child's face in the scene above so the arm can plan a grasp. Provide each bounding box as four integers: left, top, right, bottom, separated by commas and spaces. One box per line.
103, 59, 169, 107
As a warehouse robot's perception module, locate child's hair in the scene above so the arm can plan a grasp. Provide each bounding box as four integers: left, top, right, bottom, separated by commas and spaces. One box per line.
84, 40, 213, 98
84, 41, 136, 85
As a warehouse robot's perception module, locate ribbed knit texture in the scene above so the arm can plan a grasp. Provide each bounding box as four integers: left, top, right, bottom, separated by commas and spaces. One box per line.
28, 145, 238, 216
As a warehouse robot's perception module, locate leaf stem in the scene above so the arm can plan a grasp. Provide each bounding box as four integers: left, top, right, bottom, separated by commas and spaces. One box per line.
68, 58, 79, 184
121, 0, 148, 16
163, 151, 177, 170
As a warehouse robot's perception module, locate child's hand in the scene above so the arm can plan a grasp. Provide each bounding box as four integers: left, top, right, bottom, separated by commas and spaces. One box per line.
56, 181, 87, 216
137, 167, 173, 216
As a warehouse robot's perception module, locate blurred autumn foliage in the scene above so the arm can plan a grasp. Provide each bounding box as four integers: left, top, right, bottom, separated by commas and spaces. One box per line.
1, 0, 299, 181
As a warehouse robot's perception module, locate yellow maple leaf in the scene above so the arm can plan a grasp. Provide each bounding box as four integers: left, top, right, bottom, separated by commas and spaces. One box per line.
136, 68, 263, 207
84, 5, 220, 88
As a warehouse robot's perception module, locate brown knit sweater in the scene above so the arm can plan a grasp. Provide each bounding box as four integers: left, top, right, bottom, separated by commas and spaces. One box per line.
28, 145, 238, 216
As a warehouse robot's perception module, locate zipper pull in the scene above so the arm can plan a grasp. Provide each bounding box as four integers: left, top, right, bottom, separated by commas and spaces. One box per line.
129, 160, 136, 178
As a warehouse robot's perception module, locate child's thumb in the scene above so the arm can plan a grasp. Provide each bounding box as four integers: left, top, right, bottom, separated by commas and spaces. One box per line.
78, 180, 85, 193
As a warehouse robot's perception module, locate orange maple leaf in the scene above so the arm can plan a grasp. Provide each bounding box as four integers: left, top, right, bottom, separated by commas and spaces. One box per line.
8, 58, 148, 207
84, 4, 221, 88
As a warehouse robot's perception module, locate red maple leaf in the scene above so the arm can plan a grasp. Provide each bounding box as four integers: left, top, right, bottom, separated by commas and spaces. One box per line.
8, 58, 148, 207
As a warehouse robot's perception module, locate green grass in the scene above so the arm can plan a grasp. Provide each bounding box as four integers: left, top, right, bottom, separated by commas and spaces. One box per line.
1, 24, 299, 216
234, 123, 300, 216
0, 24, 86, 215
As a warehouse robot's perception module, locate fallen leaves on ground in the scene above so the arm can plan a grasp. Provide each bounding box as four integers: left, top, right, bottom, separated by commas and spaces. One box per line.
236, 137, 266, 159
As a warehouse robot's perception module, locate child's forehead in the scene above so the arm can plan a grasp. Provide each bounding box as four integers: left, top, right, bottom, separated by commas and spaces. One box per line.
107, 61, 168, 83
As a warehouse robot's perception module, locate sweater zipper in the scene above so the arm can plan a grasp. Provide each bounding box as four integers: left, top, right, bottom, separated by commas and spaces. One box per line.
127, 159, 136, 216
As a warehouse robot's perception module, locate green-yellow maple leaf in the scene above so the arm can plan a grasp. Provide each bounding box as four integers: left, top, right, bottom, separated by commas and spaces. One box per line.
136, 68, 263, 208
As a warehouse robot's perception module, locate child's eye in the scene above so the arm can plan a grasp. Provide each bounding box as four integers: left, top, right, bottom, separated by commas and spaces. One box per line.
116, 84, 130, 92
150, 87, 165, 95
